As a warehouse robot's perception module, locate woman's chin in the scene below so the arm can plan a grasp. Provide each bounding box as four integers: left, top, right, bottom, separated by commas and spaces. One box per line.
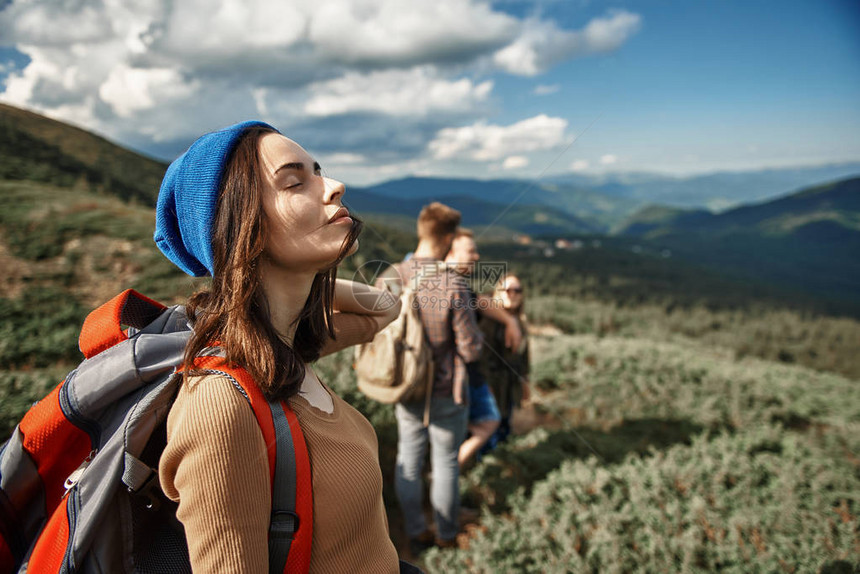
317, 238, 359, 273
347, 238, 360, 256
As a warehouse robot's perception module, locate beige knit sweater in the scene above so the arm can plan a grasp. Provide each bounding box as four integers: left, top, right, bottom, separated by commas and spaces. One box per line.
158, 313, 399, 573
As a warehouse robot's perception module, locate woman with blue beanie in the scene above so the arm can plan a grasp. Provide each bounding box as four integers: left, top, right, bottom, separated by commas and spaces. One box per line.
154, 121, 407, 572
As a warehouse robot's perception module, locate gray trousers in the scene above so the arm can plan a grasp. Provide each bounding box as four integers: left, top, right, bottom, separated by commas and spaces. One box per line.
394, 397, 468, 541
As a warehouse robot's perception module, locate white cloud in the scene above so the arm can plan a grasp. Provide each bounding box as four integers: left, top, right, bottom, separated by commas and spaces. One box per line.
0, 0, 113, 45
165, 0, 307, 53
99, 65, 198, 118
570, 159, 590, 171
323, 152, 366, 165
503, 155, 529, 169
493, 10, 641, 76
0, 0, 527, 144
600, 154, 617, 165
304, 68, 493, 117
308, 0, 518, 67
533, 84, 560, 95
429, 114, 568, 161
0, 0, 640, 178
582, 10, 642, 52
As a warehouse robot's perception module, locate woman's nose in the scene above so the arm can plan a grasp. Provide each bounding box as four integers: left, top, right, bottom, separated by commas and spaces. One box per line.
323, 177, 345, 203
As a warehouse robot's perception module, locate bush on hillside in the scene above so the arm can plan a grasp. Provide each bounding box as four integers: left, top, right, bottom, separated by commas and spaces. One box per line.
428, 424, 859, 573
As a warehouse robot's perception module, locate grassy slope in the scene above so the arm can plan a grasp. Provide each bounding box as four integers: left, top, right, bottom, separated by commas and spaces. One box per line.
526, 295, 860, 380
0, 103, 166, 204
422, 333, 860, 573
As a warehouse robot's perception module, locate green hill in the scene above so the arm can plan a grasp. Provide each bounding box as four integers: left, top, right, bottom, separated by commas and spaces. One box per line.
618, 176, 860, 239
612, 178, 860, 308
611, 204, 707, 235
0, 103, 167, 204
347, 189, 598, 235
360, 176, 641, 231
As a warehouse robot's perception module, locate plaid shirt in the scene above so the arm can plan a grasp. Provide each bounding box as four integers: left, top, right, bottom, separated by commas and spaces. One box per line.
380, 257, 483, 401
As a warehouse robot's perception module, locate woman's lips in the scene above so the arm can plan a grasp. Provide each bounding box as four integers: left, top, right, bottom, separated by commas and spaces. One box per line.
328, 207, 351, 224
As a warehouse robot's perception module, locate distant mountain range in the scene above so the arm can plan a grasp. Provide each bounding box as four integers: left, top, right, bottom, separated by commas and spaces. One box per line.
346, 184, 602, 236
4, 102, 857, 237
348, 161, 860, 233
546, 164, 860, 211
617, 177, 860, 239
344, 172, 860, 307
612, 177, 860, 305
348, 177, 640, 233
1, 102, 857, 311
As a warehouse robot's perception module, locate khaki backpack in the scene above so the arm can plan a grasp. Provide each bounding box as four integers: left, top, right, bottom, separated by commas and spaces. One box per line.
353, 262, 437, 418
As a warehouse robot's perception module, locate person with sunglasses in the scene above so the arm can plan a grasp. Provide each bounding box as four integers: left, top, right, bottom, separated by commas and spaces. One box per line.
481, 273, 531, 445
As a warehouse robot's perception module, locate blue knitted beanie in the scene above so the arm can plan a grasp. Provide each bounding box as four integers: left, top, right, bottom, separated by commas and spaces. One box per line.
154, 120, 278, 276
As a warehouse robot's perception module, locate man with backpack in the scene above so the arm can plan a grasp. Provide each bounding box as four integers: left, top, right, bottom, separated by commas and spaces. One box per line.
380, 202, 483, 554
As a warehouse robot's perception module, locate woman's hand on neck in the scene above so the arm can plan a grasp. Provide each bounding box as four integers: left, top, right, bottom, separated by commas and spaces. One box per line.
258, 260, 318, 346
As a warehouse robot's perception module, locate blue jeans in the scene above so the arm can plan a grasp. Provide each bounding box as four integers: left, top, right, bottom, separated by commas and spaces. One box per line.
394, 397, 468, 541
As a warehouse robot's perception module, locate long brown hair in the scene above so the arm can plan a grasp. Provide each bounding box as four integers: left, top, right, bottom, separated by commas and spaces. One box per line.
182, 126, 363, 401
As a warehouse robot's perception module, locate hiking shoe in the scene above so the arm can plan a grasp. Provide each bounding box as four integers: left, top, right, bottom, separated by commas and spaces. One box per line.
408, 530, 435, 556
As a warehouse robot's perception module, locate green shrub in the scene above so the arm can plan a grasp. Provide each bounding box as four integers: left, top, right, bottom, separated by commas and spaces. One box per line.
429, 424, 859, 573
527, 295, 860, 380
0, 288, 87, 368
527, 334, 858, 433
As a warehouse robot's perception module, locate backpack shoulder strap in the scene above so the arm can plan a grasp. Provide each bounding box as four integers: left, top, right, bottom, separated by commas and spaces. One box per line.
189, 356, 313, 574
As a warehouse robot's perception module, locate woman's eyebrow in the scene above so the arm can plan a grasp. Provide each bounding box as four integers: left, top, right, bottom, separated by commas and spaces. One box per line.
274, 161, 305, 174
274, 161, 322, 174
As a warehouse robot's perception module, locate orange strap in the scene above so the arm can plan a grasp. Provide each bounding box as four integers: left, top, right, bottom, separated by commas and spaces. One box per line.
79, 290, 165, 359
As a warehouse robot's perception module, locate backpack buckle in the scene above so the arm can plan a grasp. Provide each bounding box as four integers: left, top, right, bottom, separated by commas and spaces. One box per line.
64, 449, 97, 494
128, 470, 163, 512
270, 510, 300, 539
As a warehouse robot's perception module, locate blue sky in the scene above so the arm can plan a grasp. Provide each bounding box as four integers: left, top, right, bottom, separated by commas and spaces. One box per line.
1, 0, 858, 184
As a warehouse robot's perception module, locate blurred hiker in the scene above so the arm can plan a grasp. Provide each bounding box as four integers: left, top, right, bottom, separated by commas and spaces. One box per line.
444, 228, 524, 466
481, 273, 531, 445
381, 203, 483, 553
154, 121, 411, 572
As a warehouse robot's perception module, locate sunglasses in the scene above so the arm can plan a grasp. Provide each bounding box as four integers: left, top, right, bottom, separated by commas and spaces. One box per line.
504, 287, 524, 294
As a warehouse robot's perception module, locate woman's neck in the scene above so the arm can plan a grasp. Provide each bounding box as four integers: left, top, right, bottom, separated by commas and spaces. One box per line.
258, 261, 334, 413
258, 263, 318, 345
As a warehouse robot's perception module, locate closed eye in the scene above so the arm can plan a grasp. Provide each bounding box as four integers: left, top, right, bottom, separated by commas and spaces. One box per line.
276, 161, 323, 189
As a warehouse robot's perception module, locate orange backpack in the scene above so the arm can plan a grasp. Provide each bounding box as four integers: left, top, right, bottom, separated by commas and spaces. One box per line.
0, 290, 312, 573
